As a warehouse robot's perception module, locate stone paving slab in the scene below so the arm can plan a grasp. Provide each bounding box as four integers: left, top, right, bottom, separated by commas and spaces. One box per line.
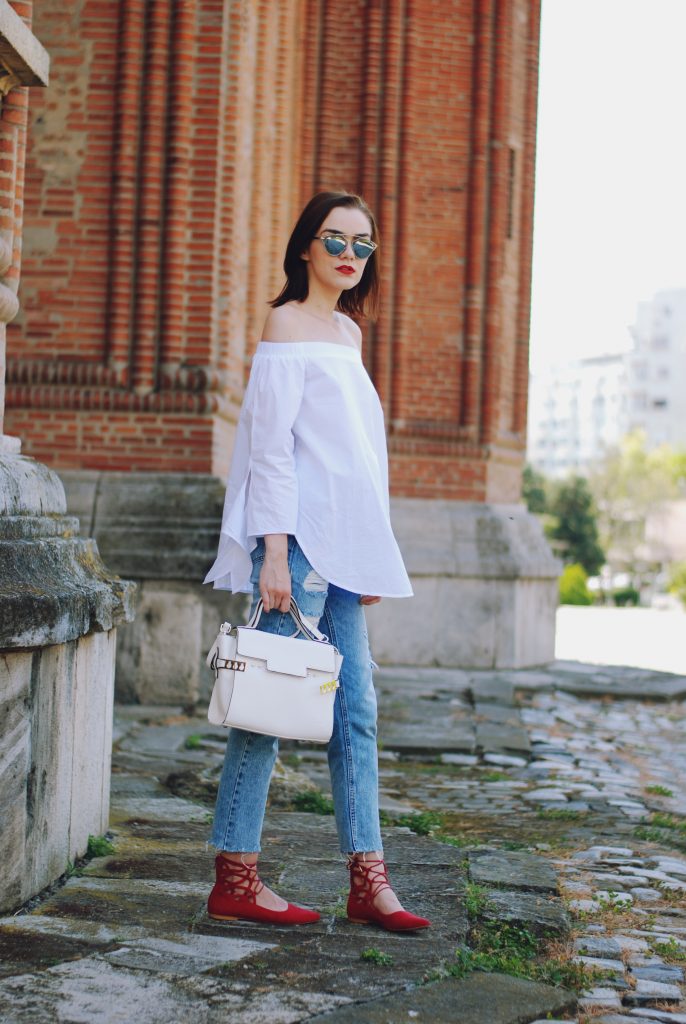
375, 667, 472, 696
375, 665, 531, 758
475, 721, 531, 753
101, 933, 273, 976
516, 662, 686, 701
467, 849, 559, 892
0, 925, 110, 980
470, 676, 516, 705
0, 956, 355, 1024
33, 875, 210, 932
631, 1012, 686, 1023
82, 852, 214, 884
377, 720, 477, 755
481, 888, 571, 934
307, 971, 577, 1023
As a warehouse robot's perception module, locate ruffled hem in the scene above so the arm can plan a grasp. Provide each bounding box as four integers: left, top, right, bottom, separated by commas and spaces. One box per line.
203, 532, 254, 593
203, 529, 413, 599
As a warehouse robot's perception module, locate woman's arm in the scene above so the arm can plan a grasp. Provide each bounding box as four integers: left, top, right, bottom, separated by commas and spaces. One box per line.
261, 533, 291, 612
244, 350, 306, 612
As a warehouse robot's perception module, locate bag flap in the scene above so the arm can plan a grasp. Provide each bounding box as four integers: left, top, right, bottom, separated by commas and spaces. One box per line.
236, 627, 336, 677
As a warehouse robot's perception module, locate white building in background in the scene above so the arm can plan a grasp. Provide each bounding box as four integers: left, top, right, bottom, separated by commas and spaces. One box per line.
528, 289, 686, 477
527, 354, 628, 478
626, 290, 686, 447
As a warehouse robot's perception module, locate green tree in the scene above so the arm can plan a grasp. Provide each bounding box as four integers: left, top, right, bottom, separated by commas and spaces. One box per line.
589, 430, 684, 572
559, 564, 593, 605
522, 464, 548, 514
668, 562, 686, 610
546, 476, 605, 576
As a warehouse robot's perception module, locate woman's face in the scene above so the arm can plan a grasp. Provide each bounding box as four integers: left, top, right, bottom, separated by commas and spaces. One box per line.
303, 205, 374, 293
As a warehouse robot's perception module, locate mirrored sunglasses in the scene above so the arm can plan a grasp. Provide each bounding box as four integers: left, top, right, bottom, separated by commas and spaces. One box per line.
314, 234, 377, 260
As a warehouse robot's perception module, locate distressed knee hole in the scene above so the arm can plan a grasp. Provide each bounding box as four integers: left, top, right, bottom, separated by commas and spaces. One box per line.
303, 613, 320, 629
303, 568, 327, 593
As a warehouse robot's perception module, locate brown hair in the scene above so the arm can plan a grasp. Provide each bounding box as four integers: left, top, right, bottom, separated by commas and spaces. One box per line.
270, 191, 380, 321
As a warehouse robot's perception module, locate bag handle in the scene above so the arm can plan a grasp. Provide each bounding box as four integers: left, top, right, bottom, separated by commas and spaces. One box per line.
245, 596, 330, 644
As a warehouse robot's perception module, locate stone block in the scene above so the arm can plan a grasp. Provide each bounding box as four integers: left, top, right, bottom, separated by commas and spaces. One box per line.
363, 500, 560, 669
116, 579, 246, 705
367, 567, 557, 671
0, 631, 118, 914
468, 849, 559, 893
116, 582, 202, 704
102, 933, 273, 976
471, 675, 516, 704
0, 958, 227, 1022
0, 796, 28, 913
578, 987, 623, 1011
24, 642, 76, 899
630, 1013, 686, 1023
632, 964, 685, 983
0, 453, 65, 516
596, 1017, 658, 1024
309, 971, 577, 1023
68, 629, 116, 856
481, 887, 570, 935
623, 978, 683, 1004
0, 459, 136, 650
574, 935, 622, 958
476, 721, 531, 753
60, 470, 226, 581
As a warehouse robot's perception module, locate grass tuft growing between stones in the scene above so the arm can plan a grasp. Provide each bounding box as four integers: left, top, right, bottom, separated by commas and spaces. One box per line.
650, 936, 686, 962
292, 790, 335, 815
537, 808, 588, 821
430, 924, 594, 993
360, 947, 394, 966
379, 810, 444, 835
634, 811, 686, 851
645, 784, 674, 797
426, 881, 603, 994
435, 833, 481, 849
184, 734, 202, 750
86, 835, 116, 858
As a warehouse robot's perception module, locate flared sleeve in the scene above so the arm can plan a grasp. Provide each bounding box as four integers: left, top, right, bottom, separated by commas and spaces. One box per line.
244, 351, 306, 537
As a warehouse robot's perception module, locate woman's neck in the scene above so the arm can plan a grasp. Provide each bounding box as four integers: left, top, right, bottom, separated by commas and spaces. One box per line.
303, 280, 341, 321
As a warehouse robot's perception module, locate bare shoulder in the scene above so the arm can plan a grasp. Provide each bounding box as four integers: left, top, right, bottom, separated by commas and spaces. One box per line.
261, 304, 302, 343
336, 312, 363, 350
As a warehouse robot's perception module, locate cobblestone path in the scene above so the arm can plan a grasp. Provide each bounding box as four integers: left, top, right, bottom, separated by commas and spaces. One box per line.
0, 660, 684, 1023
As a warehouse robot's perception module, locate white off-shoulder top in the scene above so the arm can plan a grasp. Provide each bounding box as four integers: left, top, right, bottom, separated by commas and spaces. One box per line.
203, 341, 413, 598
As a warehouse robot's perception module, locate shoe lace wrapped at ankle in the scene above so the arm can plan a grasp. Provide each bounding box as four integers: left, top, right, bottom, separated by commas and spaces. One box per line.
217, 857, 265, 904
348, 856, 392, 903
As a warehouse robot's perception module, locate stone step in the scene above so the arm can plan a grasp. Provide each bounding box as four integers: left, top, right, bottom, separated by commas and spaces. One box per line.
307, 971, 577, 1023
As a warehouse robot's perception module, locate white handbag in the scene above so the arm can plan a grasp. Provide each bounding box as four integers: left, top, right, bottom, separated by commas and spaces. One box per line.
206, 597, 343, 743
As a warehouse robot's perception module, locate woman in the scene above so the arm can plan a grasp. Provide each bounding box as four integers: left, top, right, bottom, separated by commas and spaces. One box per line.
204, 191, 429, 932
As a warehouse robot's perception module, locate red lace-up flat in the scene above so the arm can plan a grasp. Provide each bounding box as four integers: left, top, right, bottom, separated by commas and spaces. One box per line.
208, 854, 320, 925
347, 855, 431, 931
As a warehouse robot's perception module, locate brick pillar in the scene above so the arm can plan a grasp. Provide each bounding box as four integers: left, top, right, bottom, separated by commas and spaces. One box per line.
0, 0, 135, 914
300, 0, 559, 667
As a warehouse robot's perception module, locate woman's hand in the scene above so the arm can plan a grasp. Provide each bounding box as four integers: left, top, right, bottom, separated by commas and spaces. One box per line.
260, 534, 291, 612
359, 595, 381, 605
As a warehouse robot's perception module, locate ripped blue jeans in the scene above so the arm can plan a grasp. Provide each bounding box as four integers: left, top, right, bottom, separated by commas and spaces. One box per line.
210, 535, 383, 854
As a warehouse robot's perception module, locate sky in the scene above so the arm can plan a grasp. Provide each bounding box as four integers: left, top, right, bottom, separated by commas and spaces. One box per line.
529, 0, 686, 373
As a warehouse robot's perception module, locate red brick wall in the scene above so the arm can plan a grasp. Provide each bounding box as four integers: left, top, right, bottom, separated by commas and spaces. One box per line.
0, 1, 34, 438
6, 0, 540, 501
